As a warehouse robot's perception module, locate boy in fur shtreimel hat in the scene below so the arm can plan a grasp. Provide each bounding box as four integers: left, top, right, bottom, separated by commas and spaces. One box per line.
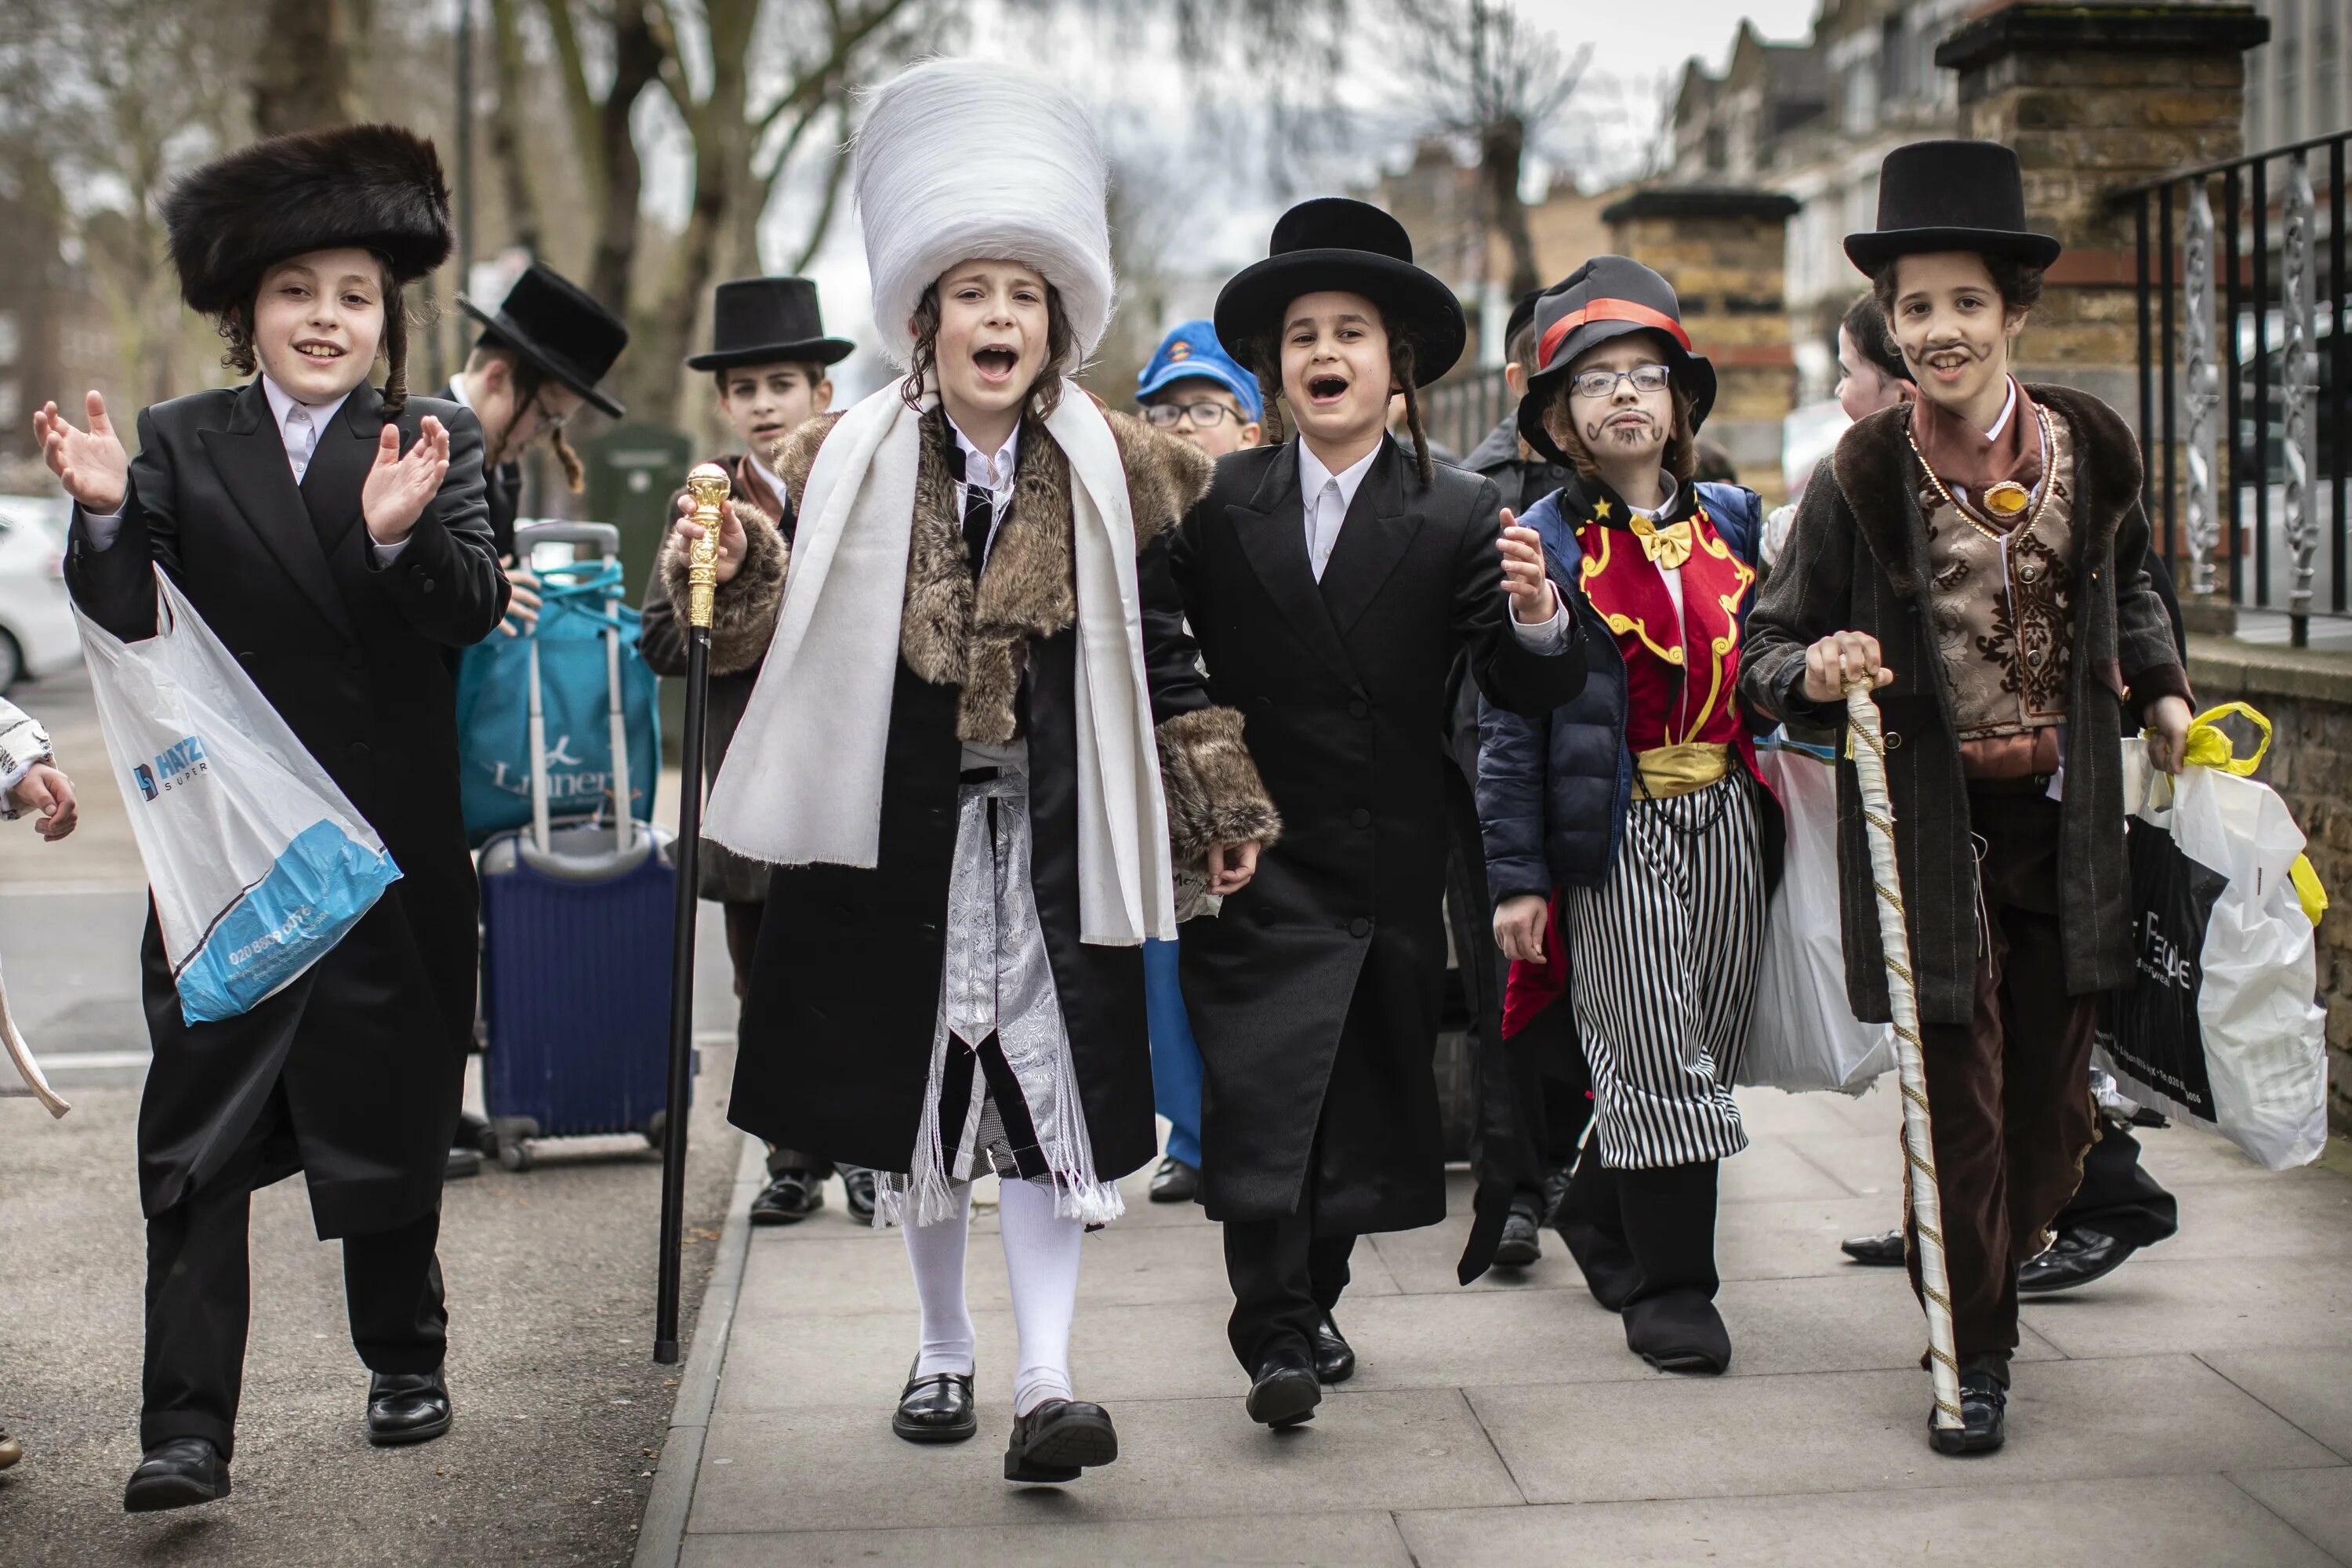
35, 122, 510, 1511
662, 59, 1278, 1484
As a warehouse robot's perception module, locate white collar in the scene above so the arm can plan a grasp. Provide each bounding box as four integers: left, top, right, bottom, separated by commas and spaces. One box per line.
950, 419, 1020, 495
1627, 471, 1681, 523
445, 372, 475, 411
744, 450, 789, 512
1982, 377, 2019, 441
261, 375, 357, 443
1299, 437, 1382, 510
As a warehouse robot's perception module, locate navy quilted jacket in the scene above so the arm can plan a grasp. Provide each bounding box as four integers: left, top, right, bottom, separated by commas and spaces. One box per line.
1478, 479, 1764, 906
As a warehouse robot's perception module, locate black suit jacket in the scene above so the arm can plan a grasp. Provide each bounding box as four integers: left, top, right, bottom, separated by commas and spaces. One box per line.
1167, 434, 1587, 1232
436, 379, 521, 557
67, 377, 508, 1236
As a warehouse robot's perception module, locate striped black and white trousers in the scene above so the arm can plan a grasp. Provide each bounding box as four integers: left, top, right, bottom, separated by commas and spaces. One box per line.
1563, 771, 1767, 1170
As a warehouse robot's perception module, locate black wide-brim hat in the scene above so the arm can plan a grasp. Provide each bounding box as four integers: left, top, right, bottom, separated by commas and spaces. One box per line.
161, 123, 452, 315
1515, 256, 1715, 468
460, 262, 630, 419
686, 276, 854, 372
1843, 140, 2062, 276
1213, 198, 1466, 387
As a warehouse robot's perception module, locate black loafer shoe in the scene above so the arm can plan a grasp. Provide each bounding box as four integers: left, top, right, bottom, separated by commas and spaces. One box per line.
0, 1425, 20, 1470
1003, 1399, 1117, 1483
1840, 1229, 1906, 1267
1247, 1352, 1321, 1428
2017, 1227, 2137, 1294
893, 1370, 977, 1444
123, 1437, 230, 1512
749, 1170, 825, 1226
1929, 1371, 2007, 1455
1623, 1291, 1732, 1374
367, 1370, 452, 1446
1148, 1156, 1200, 1204
841, 1166, 878, 1224
1312, 1311, 1356, 1384
1494, 1205, 1544, 1269
445, 1145, 481, 1180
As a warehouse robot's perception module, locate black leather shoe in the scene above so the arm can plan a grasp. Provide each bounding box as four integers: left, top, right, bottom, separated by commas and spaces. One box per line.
1840, 1229, 1906, 1267
0, 1424, 20, 1470
1494, 1201, 1544, 1269
2017, 1227, 2138, 1294
1246, 1351, 1321, 1428
445, 1145, 482, 1180
893, 1370, 977, 1444
1311, 1312, 1356, 1384
1002, 1399, 1118, 1483
1929, 1370, 2007, 1455
749, 1170, 825, 1226
123, 1437, 230, 1512
1148, 1156, 1200, 1204
366, 1370, 452, 1446
841, 1166, 878, 1224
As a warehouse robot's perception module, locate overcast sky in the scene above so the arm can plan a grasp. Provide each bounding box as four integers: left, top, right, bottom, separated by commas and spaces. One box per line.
773, 0, 1824, 397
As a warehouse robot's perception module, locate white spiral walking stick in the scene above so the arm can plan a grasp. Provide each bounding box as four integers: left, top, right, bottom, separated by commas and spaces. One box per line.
1845, 682, 1962, 1434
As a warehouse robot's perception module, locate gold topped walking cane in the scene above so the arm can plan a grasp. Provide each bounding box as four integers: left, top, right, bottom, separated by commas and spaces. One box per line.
655, 463, 731, 1363
1845, 681, 1964, 1436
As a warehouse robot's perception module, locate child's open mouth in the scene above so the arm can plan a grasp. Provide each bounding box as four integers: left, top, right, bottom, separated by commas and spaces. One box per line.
1306, 374, 1349, 405
295, 340, 345, 361
973, 346, 1020, 383
1924, 347, 1972, 380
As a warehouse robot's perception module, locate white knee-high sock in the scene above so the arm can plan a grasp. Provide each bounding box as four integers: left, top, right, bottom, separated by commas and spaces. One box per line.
903, 1181, 975, 1378
997, 1177, 1083, 1416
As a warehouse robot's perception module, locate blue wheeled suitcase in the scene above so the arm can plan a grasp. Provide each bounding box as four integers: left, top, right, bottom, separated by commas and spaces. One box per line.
477, 523, 681, 1171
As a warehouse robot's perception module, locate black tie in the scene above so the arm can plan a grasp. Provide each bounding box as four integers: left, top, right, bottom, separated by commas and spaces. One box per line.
955, 447, 993, 579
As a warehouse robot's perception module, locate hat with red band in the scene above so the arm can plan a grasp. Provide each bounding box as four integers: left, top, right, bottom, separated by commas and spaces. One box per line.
1516, 255, 1715, 467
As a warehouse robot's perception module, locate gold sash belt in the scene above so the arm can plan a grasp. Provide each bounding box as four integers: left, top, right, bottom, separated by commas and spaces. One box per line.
1634, 741, 1733, 800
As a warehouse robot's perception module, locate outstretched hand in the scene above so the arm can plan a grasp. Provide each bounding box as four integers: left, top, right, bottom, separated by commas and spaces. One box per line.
1497, 507, 1558, 625
9, 763, 77, 841
362, 416, 452, 545
34, 392, 129, 514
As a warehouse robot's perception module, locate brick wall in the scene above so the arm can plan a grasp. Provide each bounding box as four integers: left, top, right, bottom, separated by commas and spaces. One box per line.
2187, 637, 2351, 1134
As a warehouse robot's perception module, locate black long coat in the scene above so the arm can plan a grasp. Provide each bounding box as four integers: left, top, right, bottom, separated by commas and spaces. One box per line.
67, 379, 508, 1237
433, 382, 520, 558
1168, 436, 1588, 1234
720, 410, 1225, 1183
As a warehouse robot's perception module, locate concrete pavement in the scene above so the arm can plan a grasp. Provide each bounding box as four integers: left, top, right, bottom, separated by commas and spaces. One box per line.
645, 1090, 2352, 1567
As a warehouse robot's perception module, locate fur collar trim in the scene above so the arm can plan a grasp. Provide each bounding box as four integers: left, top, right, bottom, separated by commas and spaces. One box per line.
768, 403, 1210, 746
1830, 382, 2142, 597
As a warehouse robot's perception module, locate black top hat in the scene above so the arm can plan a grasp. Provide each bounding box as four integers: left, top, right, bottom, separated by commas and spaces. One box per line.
686, 277, 855, 372
1213, 198, 1466, 386
161, 123, 452, 315
1843, 140, 2062, 276
459, 262, 630, 419
1516, 256, 1716, 467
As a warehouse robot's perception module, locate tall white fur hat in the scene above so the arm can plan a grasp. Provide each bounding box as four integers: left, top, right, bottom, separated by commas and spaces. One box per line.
853, 59, 1113, 370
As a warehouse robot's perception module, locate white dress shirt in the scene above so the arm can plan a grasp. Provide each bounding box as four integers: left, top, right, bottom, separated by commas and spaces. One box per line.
83, 375, 412, 564
1297, 438, 1567, 650
951, 419, 1021, 564
1627, 471, 1686, 619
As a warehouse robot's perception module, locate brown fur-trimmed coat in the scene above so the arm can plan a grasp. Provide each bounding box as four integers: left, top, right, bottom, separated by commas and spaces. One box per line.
668, 402, 1278, 1179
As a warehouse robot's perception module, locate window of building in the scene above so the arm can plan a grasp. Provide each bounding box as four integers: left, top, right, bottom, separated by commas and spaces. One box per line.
2315, 1, 2340, 134
2278, 0, 2303, 142
1878, 16, 1910, 103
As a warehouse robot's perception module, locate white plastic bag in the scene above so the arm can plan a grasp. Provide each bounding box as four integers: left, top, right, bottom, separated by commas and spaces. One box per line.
1740, 737, 1895, 1095
2099, 715, 2327, 1170
76, 568, 400, 1025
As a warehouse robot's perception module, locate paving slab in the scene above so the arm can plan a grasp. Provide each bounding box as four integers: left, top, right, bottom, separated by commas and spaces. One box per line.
1396, 1474, 2345, 1567
688, 1388, 1523, 1534
1467, 1354, 2342, 1504
2228, 1467, 2352, 1565
2203, 1349, 2352, 1459
679, 1509, 1416, 1567
2020, 1254, 2352, 1357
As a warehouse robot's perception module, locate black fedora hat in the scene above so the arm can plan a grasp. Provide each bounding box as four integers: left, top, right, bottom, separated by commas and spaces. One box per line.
1843, 140, 2062, 276
459, 261, 630, 419
1516, 256, 1716, 467
686, 277, 854, 372
1213, 198, 1466, 386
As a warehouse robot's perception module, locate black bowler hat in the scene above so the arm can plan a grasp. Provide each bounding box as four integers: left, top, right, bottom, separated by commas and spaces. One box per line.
1843, 140, 2063, 276
686, 277, 854, 372
1516, 256, 1715, 467
459, 261, 630, 419
1213, 198, 1466, 385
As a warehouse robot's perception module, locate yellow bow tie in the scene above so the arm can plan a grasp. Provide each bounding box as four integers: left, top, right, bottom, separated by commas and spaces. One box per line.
1629, 514, 1693, 569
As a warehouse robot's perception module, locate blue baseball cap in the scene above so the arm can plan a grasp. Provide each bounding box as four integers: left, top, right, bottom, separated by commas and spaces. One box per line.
1136, 319, 1262, 423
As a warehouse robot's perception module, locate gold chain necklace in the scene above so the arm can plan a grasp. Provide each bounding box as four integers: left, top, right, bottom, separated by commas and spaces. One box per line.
1905, 403, 2055, 542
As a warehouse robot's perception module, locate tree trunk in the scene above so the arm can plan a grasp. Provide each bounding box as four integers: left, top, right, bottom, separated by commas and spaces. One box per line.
251, 0, 354, 136
585, 0, 663, 318
1480, 114, 1541, 303
485, 0, 543, 257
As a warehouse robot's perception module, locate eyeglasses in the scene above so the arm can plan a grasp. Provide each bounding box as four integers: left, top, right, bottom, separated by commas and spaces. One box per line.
531, 394, 574, 434
1567, 364, 1671, 401
1142, 400, 1247, 430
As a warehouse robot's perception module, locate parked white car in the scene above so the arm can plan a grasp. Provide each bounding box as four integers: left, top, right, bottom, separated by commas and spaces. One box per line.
0, 495, 83, 689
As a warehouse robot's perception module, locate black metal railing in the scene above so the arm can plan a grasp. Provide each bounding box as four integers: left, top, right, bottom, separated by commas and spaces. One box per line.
2116, 129, 2349, 644
1421, 367, 1515, 466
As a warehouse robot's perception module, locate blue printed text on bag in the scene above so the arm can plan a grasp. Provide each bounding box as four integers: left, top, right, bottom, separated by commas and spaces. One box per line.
134, 735, 210, 802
